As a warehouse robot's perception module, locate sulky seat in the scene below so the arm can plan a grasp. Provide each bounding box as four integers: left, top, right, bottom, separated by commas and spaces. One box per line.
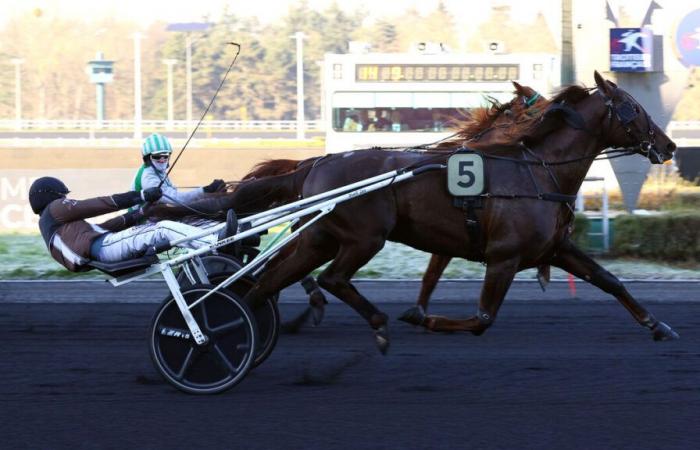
87, 254, 160, 278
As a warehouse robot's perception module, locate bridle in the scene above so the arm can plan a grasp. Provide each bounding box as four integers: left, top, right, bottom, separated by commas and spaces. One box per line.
598, 87, 664, 164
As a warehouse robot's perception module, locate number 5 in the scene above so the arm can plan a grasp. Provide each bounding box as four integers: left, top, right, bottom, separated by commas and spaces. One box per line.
458, 160, 475, 188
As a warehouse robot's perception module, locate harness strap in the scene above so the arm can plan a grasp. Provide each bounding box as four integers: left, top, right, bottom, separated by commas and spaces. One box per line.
539, 192, 577, 203
455, 197, 484, 259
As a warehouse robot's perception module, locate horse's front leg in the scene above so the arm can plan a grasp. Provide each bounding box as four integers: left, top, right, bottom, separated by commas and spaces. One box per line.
399, 254, 452, 326
550, 239, 679, 341
422, 257, 520, 335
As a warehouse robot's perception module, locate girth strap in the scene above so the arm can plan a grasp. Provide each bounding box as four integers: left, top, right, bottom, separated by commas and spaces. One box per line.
539, 192, 577, 203
454, 197, 484, 259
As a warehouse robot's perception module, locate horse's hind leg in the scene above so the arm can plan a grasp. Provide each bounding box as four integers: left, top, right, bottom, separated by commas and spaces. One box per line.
422, 258, 520, 334
265, 239, 328, 328
243, 234, 336, 313
550, 240, 679, 341
399, 254, 452, 326
300, 275, 328, 325
315, 239, 390, 353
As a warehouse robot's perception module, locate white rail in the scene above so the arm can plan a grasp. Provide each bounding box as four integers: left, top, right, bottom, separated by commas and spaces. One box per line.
0, 119, 324, 131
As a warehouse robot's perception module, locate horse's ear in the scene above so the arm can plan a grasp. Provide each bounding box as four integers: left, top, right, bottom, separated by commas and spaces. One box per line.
594, 70, 613, 96
512, 81, 525, 94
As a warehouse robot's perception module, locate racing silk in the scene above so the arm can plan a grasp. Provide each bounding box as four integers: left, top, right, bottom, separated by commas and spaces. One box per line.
131, 164, 205, 211
38, 192, 144, 272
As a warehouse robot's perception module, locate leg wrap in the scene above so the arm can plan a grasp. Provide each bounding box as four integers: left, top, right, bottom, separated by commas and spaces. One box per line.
300, 275, 320, 294
640, 314, 658, 330
476, 308, 494, 326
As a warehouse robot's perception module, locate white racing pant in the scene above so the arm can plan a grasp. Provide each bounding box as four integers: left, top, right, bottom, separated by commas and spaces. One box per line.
96, 220, 218, 263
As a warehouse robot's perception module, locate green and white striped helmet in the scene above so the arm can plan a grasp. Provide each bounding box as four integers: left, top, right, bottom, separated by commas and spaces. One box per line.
141, 133, 173, 156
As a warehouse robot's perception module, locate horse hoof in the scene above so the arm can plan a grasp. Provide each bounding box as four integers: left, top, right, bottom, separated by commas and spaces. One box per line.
398, 306, 426, 326
374, 325, 390, 355
652, 321, 680, 341
311, 305, 325, 326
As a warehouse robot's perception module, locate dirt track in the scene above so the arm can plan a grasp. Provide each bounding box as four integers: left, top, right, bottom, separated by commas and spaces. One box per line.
1, 280, 698, 449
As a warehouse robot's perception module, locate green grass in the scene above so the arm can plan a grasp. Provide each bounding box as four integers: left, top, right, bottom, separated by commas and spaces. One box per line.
1, 233, 699, 280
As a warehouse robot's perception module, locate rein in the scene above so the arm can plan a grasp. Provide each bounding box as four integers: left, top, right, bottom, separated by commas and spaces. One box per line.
160, 193, 222, 218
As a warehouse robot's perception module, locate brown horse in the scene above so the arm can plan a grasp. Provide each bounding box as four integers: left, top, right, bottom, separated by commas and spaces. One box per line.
237, 82, 550, 324
230, 71, 679, 353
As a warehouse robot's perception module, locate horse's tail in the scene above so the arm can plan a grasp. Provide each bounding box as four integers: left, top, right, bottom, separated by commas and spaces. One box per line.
230, 163, 313, 215
243, 159, 301, 180
242, 156, 322, 181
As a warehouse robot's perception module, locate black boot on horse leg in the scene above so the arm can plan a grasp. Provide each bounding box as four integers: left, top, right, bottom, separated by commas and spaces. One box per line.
399, 254, 452, 326
422, 258, 519, 335
551, 240, 679, 341
301, 275, 328, 326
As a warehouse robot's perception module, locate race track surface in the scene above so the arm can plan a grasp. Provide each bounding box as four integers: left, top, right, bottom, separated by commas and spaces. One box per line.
1, 280, 698, 449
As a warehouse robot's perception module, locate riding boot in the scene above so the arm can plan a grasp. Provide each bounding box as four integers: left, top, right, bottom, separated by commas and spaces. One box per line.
218, 209, 238, 240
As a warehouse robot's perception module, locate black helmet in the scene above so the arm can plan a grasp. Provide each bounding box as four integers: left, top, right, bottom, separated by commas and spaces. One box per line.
29, 176, 70, 214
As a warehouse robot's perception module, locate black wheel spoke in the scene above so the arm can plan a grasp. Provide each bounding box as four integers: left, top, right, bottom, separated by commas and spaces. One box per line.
210, 318, 244, 336
175, 346, 195, 380
213, 344, 236, 374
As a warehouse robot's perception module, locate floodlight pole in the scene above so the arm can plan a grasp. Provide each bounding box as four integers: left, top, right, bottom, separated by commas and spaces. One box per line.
291, 32, 305, 140
163, 59, 178, 129
10, 58, 23, 130
186, 33, 193, 129
133, 32, 143, 140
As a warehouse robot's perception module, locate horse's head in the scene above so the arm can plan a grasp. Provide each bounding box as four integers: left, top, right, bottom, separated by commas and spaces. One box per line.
593, 71, 676, 164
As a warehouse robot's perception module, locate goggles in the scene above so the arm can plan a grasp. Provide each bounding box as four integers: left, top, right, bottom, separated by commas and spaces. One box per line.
150, 153, 170, 161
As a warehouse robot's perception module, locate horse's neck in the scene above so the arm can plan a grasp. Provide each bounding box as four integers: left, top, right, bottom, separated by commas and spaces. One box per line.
535, 95, 608, 195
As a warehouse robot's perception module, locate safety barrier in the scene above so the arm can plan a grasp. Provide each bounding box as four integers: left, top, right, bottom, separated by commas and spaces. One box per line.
0, 119, 324, 132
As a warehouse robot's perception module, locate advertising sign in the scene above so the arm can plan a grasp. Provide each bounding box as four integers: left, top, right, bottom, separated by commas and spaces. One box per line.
675, 9, 700, 67
610, 27, 654, 72
0, 169, 134, 232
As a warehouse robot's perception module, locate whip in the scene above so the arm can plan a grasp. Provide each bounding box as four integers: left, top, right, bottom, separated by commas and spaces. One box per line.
159, 42, 242, 188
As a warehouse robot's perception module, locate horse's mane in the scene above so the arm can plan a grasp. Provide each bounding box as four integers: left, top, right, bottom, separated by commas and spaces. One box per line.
436, 84, 595, 151
548, 84, 594, 105
436, 91, 547, 150
452, 97, 519, 140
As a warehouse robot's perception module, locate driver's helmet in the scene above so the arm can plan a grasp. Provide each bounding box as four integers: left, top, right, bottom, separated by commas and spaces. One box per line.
29, 176, 70, 214
141, 133, 173, 157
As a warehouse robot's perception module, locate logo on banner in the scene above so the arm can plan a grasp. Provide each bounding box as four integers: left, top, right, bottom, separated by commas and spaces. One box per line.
610, 28, 654, 72
675, 9, 700, 67
0, 176, 38, 231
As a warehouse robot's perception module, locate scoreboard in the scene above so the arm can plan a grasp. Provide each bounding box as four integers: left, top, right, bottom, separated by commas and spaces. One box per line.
323, 51, 560, 153
356, 64, 520, 83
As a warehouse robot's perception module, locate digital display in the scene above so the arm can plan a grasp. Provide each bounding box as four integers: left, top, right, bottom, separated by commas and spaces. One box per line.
355, 64, 520, 82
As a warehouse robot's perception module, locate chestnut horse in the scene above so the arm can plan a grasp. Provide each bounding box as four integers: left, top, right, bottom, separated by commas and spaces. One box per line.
230, 71, 679, 353
237, 82, 550, 325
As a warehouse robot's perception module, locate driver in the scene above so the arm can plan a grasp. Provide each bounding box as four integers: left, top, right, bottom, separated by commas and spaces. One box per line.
132, 133, 226, 212
28, 176, 236, 271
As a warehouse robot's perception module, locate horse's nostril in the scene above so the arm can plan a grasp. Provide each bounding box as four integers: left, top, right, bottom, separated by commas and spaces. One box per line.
667, 142, 676, 152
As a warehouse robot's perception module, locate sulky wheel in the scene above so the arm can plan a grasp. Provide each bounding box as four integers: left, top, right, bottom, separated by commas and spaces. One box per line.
176, 254, 245, 289
149, 284, 258, 395
208, 272, 280, 368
